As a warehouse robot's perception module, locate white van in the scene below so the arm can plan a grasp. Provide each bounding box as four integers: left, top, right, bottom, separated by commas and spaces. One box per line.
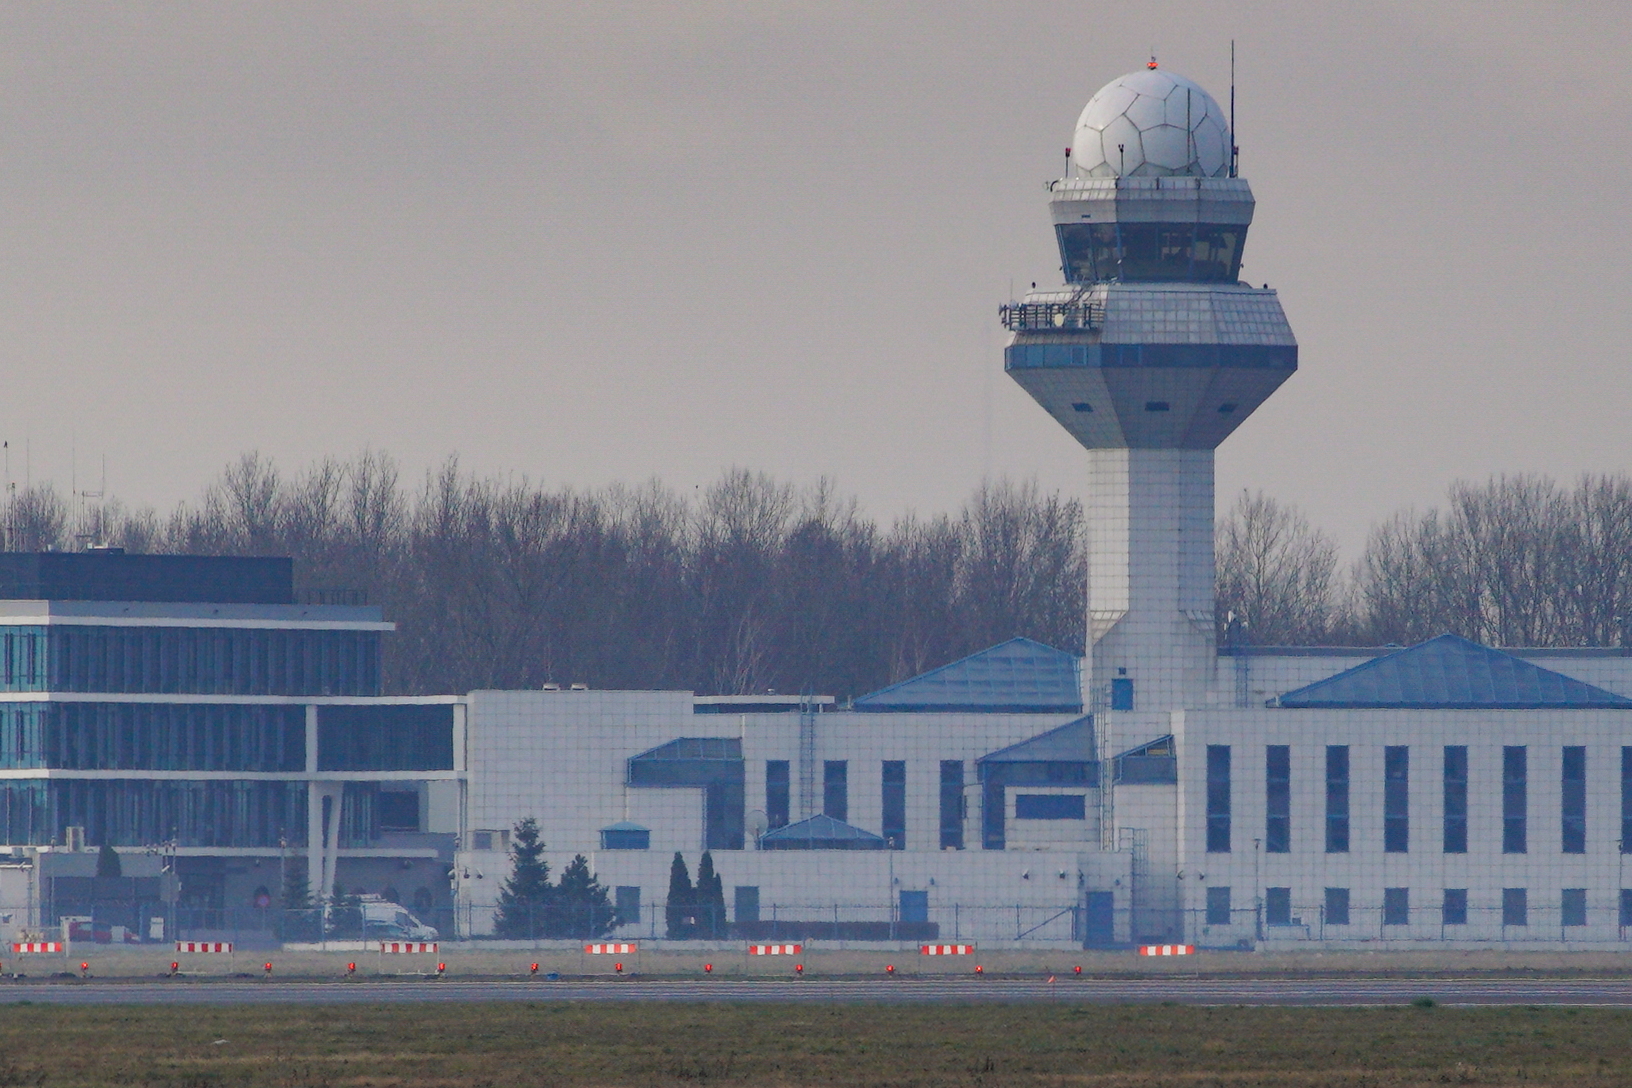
358, 895, 439, 941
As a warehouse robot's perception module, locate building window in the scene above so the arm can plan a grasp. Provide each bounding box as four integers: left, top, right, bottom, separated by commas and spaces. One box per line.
1621, 889, 1632, 929
733, 886, 759, 924
1265, 745, 1290, 854
1205, 885, 1230, 926
939, 760, 964, 849
378, 791, 420, 832
1383, 887, 1409, 926
765, 760, 790, 830
614, 886, 641, 927
1110, 677, 1134, 711
1206, 745, 1230, 853
1562, 888, 1587, 927
882, 761, 906, 849
1443, 746, 1468, 854
1562, 746, 1586, 854
1384, 746, 1409, 853
823, 760, 848, 822
1502, 887, 1528, 927
1503, 747, 1527, 854
599, 825, 650, 850
1324, 887, 1349, 926
1015, 794, 1085, 819
1325, 746, 1349, 854
1265, 887, 1291, 926
1442, 888, 1468, 926
1623, 748, 1632, 854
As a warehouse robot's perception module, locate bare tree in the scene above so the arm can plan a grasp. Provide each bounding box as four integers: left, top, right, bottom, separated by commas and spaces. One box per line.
1215, 490, 1341, 645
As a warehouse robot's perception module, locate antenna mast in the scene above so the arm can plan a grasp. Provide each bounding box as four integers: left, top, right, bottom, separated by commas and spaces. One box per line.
1230, 40, 1238, 177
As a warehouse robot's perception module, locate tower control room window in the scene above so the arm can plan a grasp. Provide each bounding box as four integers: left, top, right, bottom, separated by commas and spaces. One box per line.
1056, 222, 1244, 283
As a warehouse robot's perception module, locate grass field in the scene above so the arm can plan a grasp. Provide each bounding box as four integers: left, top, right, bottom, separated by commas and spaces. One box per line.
1, 1002, 1630, 1087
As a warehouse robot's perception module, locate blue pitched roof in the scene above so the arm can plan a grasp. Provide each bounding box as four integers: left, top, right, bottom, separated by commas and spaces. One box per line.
759, 814, 888, 850
853, 637, 1082, 712
1275, 634, 1632, 710
979, 715, 1097, 763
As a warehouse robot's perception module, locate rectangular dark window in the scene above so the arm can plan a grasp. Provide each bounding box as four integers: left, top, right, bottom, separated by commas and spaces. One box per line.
1265, 745, 1290, 853
939, 760, 964, 849
1110, 677, 1134, 711
1384, 746, 1409, 853
733, 886, 759, 924
1325, 746, 1349, 853
823, 761, 848, 822
1383, 887, 1409, 926
1443, 746, 1468, 853
1265, 887, 1291, 926
1562, 888, 1587, 927
1621, 889, 1632, 929
1503, 746, 1527, 854
765, 760, 790, 830
881, 760, 906, 849
1205, 745, 1231, 853
1324, 887, 1349, 926
1205, 885, 1230, 926
1562, 746, 1586, 854
1502, 887, 1527, 927
1623, 748, 1632, 854
1443, 888, 1468, 926
1014, 794, 1086, 819
377, 791, 419, 832
614, 886, 641, 927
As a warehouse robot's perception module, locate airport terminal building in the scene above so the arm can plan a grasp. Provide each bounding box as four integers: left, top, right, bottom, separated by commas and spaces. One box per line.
4, 67, 1630, 952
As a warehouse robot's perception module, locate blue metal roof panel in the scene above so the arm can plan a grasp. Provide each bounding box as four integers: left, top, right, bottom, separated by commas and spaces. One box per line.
759, 814, 887, 845
852, 637, 1081, 712
1275, 634, 1632, 709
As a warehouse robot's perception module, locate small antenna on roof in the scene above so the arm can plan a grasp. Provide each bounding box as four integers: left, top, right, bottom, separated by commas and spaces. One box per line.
1230, 40, 1238, 177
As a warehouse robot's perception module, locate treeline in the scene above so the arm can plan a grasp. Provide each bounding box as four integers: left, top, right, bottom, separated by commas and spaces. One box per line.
11, 456, 1629, 694
5, 452, 1085, 698
1216, 475, 1632, 648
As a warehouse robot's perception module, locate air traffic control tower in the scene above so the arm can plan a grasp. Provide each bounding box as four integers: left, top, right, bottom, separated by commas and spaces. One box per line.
1002, 65, 1297, 746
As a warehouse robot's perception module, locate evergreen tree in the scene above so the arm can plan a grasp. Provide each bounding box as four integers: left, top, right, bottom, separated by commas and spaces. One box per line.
325, 882, 364, 938
553, 854, 615, 939
278, 859, 320, 941
95, 843, 122, 879
494, 816, 553, 939
665, 852, 695, 939
695, 851, 727, 938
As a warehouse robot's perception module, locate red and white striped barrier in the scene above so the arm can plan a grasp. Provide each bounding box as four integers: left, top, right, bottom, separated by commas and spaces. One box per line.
1138, 945, 1195, 956
175, 942, 233, 954
747, 943, 801, 955
921, 944, 975, 955
379, 942, 437, 954
584, 943, 636, 954
12, 942, 61, 953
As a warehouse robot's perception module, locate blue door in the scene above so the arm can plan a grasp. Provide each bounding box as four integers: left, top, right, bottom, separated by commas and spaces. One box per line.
899, 890, 929, 924
1082, 891, 1115, 948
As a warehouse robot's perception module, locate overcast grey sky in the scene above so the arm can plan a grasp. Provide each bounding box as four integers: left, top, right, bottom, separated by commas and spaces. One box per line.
0, 1, 1627, 555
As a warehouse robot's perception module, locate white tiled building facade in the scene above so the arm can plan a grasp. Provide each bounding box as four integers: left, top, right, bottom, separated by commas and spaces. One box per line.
448, 68, 1632, 950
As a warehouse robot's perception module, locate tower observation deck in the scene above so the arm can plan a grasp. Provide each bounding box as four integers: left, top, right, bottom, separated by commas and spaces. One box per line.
1002, 67, 1297, 742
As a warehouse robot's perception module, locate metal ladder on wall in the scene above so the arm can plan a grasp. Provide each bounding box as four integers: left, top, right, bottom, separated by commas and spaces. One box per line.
1091, 683, 1115, 849
798, 695, 818, 818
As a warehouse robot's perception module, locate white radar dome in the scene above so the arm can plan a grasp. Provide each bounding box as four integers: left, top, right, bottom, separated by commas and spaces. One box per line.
1071, 68, 1231, 179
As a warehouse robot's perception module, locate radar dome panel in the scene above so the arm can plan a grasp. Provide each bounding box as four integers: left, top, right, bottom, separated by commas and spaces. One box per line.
1072, 69, 1231, 178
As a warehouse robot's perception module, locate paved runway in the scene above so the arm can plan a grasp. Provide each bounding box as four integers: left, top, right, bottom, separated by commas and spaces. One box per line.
5, 977, 1632, 1006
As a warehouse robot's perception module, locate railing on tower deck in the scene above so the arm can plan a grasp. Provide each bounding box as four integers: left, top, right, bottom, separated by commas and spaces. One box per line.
999, 299, 1104, 332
